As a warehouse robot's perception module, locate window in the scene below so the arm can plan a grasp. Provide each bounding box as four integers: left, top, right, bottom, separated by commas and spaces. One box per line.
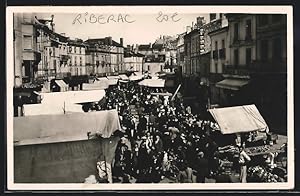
245, 19, 252, 40
222, 39, 225, 48
79, 57, 82, 66
261, 40, 269, 61
74, 56, 77, 66
273, 38, 282, 60
233, 23, 239, 42
53, 59, 57, 68
215, 62, 218, 73
210, 13, 216, 21
234, 49, 239, 66
148, 65, 150, 71
246, 48, 252, 66
215, 41, 218, 50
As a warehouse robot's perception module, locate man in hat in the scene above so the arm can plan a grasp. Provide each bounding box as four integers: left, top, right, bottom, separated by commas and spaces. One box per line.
194, 151, 209, 183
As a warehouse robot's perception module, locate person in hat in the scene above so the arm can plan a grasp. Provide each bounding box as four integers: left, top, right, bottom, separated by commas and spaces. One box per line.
194, 151, 209, 183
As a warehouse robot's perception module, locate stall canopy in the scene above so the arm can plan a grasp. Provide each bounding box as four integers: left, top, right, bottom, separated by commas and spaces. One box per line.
82, 82, 108, 90
119, 74, 129, 81
106, 76, 119, 85
208, 104, 269, 135
23, 102, 83, 116
54, 80, 68, 91
14, 110, 121, 183
216, 78, 249, 91
139, 79, 166, 88
129, 72, 144, 81
14, 109, 121, 146
40, 89, 105, 105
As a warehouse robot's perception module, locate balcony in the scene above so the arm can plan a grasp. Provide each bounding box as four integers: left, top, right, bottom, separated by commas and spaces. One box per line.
223, 65, 250, 77
230, 38, 255, 47
219, 48, 226, 59
213, 50, 218, 60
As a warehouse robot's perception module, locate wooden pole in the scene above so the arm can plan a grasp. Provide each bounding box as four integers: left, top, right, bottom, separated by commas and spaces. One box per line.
171, 84, 181, 101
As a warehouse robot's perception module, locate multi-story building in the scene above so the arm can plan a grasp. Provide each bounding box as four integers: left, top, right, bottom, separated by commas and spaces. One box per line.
207, 14, 229, 105
213, 14, 256, 107
212, 13, 287, 133
85, 37, 124, 76
67, 39, 87, 77
252, 14, 287, 133
124, 45, 144, 72
13, 13, 41, 87
176, 32, 185, 74
143, 54, 165, 74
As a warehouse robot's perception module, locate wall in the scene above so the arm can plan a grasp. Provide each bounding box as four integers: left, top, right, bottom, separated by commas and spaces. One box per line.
210, 30, 229, 74
13, 13, 23, 87
228, 15, 257, 66
143, 62, 164, 74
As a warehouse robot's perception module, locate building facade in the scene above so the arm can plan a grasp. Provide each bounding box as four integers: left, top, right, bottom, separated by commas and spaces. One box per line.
207, 14, 230, 105
124, 46, 144, 72
13, 13, 41, 87
143, 54, 165, 74
85, 37, 124, 76
67, 39, 87, 77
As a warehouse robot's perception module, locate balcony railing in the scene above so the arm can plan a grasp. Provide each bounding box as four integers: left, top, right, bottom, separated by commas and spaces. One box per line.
223, 65, 250, 76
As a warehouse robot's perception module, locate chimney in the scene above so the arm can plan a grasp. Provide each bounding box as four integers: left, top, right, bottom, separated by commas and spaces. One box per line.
149, 43, 152, 48
120, 38, 123, 46
107, 36, 112, 45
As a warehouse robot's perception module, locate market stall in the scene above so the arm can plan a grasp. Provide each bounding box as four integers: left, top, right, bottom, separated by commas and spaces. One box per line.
138, 79, 166, 88
208, 104, 287, 182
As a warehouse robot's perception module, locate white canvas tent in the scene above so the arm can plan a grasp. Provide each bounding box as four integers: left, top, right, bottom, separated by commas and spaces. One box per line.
138, 79, 166, 88
208, 104, 269, 135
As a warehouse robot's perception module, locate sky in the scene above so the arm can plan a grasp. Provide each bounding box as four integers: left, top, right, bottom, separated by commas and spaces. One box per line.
38, 12, 209, 46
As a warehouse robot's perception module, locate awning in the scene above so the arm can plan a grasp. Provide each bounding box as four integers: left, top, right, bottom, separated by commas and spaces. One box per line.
40, 90, 105, 105
208, 104, 269, 135
107, 79, 118, 86
54, 80, 68, 91
14, 109, 121, 146
82, 82, 108, 90
107, 76, 120, 80
23, 103, 84, 116
138, 79, 165, 88
216, 78, 249, 90
129, 75, 143, 81
82, 77, 109, 90
119, 74, 129, 80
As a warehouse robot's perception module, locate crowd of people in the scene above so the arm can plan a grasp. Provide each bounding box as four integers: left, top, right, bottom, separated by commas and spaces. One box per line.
84, 80, 286, 184
91, 81, 238, 183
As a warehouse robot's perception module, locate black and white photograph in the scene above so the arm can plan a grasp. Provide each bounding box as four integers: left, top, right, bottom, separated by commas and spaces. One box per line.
6, 6, 294, 190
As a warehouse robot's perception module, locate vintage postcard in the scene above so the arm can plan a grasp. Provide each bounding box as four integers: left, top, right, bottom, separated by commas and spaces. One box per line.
6, 6, 294, 190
